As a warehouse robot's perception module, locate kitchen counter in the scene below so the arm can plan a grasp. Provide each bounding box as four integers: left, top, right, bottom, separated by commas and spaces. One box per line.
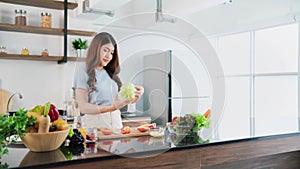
121, 112, 151, 127
2, 131, 300, 169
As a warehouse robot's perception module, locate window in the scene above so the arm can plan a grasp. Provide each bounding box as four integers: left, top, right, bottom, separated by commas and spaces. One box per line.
255, 24, 298, 73
216, 23, 298, 140
217, 32, 251, 139
254, 23, 298, 136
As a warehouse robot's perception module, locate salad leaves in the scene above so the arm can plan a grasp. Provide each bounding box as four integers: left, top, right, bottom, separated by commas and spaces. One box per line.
191, 113, 210, 132
119, 83, 135, 101
173, 112, 210, 134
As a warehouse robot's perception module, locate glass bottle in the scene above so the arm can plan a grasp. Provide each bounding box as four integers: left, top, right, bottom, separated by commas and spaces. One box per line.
41, 48, 49, 56
71, 88, 81, 128
15, 9, 27, 25
0, 46, 7, 54
21, 47, 29, 55
41, 12, 52, 28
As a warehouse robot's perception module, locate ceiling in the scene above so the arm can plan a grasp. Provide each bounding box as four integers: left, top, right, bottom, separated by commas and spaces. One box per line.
78, 0, 300, 36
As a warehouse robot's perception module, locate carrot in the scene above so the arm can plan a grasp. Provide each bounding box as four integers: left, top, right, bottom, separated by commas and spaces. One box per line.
38, 102, 51, 133
204, 109, 211, 119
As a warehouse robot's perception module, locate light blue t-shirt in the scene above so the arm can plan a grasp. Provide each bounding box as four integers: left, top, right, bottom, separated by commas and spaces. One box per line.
73, 63, 118, 106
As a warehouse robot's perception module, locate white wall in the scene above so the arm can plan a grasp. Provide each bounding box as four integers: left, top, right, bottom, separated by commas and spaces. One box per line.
0, 2, 93, 110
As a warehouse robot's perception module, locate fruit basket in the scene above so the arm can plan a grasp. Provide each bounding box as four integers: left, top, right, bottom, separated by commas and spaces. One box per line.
21, 129, 69, 152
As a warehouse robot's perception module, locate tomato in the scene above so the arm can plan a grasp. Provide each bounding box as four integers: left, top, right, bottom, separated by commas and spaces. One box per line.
52, 119, 68, 131
101, 128, 113, 135
121, 126, 131, 134
137, 126, 148, 132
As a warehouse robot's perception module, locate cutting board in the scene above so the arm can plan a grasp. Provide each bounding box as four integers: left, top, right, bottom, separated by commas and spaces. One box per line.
98, 127, 150, 140
0, 89, 12, 115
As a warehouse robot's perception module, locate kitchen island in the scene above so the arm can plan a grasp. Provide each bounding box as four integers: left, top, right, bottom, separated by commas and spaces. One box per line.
2, 131, 300, 169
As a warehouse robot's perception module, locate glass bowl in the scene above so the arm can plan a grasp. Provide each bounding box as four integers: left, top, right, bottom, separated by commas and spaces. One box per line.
149, 127, 165, 137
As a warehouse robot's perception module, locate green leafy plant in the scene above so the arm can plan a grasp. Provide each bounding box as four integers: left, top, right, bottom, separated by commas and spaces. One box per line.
72, 38, 88, 50
0, 108, 36, 164
173, 113, 210, 134
191, 113, 210, 132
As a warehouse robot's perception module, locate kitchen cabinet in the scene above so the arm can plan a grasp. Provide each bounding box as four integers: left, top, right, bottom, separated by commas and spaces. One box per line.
0, 0, 96, 63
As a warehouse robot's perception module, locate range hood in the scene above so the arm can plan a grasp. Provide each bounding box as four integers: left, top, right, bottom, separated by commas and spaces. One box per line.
82, 0, 114, 17
74, 0, 115, 20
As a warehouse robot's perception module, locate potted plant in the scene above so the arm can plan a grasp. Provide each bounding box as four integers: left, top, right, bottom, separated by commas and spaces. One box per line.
72, 38, 88, 57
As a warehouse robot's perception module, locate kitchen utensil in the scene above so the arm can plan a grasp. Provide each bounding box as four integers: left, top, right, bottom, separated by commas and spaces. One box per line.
98, 127, 150, 140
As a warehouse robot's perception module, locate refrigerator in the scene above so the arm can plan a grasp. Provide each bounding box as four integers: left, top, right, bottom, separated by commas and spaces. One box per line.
143, 50, 172, 125
143, 50, 209, 126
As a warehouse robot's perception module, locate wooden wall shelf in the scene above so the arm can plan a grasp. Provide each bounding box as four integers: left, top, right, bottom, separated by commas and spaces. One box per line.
0, 0, 78, 10
0, 0, 91, 63
0, 54, 86, 62
0, 23, 96, 36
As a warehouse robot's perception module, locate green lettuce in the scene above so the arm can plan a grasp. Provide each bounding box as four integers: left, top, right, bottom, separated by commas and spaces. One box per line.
119, 83, 135, 101
191, 113, 210, 132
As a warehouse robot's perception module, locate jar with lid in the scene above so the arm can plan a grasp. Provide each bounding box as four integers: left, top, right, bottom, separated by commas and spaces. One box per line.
15, 9, 27, 25
41, 12, 52, 28
41, 48, 49, 57
21, 47, 29, 55
0, 46, 7, 54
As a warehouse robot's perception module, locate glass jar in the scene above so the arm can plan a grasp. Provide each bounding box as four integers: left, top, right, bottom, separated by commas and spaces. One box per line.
21, 47, 29, 55
41, 12, 52, 28
41, 48, 49, 56
15, 9, 27, 25
0, 46, 7, 54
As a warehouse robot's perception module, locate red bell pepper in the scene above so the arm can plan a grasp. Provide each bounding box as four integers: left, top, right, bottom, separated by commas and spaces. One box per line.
48, 104, 59, 122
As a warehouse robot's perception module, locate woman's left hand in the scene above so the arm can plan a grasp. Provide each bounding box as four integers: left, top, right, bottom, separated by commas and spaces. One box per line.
131, 86, 144, 103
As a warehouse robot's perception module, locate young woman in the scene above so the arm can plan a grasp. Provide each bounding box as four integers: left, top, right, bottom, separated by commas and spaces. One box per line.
73, 32, 144, 129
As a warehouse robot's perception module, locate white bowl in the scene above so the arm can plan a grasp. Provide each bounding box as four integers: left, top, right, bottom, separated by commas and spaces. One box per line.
149, 127, 165, 137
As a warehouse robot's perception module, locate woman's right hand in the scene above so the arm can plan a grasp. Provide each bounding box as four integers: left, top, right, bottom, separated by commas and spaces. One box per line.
112, 95, 130, 110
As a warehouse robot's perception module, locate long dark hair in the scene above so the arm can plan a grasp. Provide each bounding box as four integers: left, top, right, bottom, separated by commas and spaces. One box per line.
85, 32, 122, 93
